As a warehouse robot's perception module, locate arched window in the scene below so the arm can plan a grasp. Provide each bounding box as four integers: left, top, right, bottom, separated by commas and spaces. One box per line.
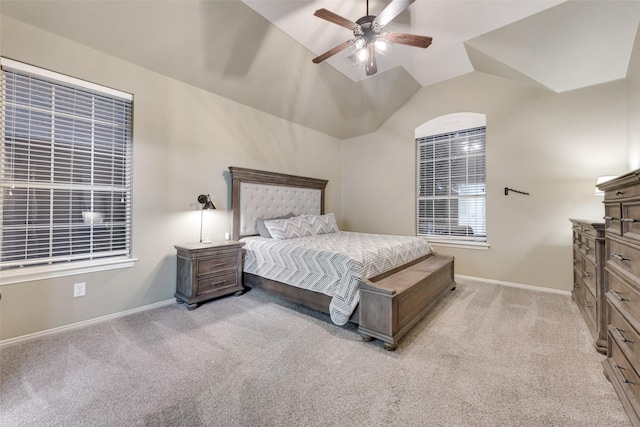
416, 113, 486, 245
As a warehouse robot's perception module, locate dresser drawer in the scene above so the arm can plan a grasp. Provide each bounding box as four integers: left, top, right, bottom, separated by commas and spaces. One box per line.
573, 270, 583, 295
609, 335, 640, 410
196, 271, 239, 296
607, 268, 640, 325
610, 302, 640, 369
581, 235, 597, 261
608, 238, 640, 280
583, 285, 597, 327
583, 258, 597, 297
605, 183, 640, 201
197, 255, 238, 276
573, 249, 582, 270
605, 202, 622, 235
572, 223, 582, 244
623, 201, 640, 242
582, 224, 600, 238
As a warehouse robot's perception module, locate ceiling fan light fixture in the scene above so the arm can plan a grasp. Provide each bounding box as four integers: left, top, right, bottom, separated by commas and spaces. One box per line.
348, 38, 369, 64
374, 37, 393, 55
353, 36, 366, 50
345, 53, 366, 68
312, 0, 431, 76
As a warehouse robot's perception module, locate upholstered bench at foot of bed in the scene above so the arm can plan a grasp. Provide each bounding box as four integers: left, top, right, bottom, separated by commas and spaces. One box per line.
357, 254, 456, 351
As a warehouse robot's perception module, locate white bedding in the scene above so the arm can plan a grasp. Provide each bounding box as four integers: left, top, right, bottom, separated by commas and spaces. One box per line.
241, 231, 433, 325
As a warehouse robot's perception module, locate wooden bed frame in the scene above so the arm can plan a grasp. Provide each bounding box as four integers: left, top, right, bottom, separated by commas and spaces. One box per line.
229, 166, 455, 350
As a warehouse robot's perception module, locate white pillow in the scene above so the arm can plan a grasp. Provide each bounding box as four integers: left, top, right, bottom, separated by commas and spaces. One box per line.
302, 213, 339, 235
264, 215, 314, 240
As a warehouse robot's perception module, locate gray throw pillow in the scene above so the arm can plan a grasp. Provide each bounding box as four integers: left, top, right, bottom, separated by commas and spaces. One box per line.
256, 212, 295, 238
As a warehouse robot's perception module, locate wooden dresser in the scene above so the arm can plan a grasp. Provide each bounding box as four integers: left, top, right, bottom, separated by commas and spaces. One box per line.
174, 241, 245, 310
569, 218, 606, 353
598, 170, 640, 426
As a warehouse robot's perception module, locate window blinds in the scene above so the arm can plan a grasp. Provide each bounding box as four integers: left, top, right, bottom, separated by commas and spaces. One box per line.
1, 60, 133, 270
416, 127, 486, 242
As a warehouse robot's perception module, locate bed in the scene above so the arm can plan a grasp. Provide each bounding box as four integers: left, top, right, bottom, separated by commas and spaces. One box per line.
229, 167, 455, 350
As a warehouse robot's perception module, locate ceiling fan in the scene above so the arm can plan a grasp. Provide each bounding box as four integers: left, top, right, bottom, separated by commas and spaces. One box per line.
311, 0, 432, 76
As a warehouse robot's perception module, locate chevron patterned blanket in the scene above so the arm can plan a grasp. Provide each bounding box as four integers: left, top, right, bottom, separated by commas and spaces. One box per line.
241, 231, 433, 325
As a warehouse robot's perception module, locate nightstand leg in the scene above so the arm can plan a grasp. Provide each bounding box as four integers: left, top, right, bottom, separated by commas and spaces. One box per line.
187, 303, 199, 310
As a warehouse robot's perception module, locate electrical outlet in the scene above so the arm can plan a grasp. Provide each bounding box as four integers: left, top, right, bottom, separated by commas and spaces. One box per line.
73, 282, 86, 297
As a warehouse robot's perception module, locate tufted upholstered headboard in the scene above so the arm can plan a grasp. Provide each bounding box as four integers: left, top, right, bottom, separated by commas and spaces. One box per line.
229, 167, 328, 240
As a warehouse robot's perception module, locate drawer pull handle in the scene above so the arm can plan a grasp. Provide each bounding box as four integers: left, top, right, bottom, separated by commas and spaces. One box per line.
622, 218, 638, 223
612, 253, 630, 262
612, 290, 628, 301
614, 364, 634, 384
617, 191, 625, 196
614, 327, 634, 343
209, 263, 227, 269
209, 280, 226, 287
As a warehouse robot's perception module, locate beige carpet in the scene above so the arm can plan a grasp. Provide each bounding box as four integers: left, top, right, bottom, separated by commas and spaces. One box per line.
0, 281, 630, 426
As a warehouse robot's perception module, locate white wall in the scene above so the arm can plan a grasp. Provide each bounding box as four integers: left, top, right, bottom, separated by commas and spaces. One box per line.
0, 17, 342, 340
628, 19, 640, 170
342, 72, 628, 291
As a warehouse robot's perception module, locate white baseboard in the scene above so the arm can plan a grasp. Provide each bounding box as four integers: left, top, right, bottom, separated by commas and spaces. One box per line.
0, 298, 176, 349
455, 274, 572, 296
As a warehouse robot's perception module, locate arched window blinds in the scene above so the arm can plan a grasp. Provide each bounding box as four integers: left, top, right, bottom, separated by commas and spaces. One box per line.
416, 126, 486, 242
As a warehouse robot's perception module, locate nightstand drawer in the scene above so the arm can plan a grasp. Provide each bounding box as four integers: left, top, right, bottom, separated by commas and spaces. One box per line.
197, 271, 238, 295
197, 255, 237, 275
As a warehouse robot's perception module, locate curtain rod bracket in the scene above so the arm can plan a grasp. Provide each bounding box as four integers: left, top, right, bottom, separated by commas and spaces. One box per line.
505, 187, 530, 196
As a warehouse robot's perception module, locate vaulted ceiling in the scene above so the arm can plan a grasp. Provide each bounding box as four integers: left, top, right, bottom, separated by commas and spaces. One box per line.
2, 1, 639, 139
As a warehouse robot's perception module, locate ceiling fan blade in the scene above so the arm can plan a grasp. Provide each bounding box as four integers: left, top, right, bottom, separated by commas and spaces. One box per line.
374, 0, 415, 27
365, 43, 377, 76
312, 40, 352, 64
384, 32, 432, 48
314, 8, 359, 30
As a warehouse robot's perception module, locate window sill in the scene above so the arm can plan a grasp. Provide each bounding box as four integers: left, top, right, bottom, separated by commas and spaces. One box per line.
0, 257, 138, 285
425, 240, 490, 251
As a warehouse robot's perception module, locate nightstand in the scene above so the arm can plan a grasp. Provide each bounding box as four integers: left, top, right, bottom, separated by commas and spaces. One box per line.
174, 241, 245, 310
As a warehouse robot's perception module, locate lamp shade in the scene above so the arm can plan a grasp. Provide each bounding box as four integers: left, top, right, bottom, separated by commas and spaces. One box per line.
197, 194, 216, 210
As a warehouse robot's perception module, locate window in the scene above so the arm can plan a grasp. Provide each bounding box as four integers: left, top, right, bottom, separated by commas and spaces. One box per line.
416, 114, 486, 245
0, 58, 134, 282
